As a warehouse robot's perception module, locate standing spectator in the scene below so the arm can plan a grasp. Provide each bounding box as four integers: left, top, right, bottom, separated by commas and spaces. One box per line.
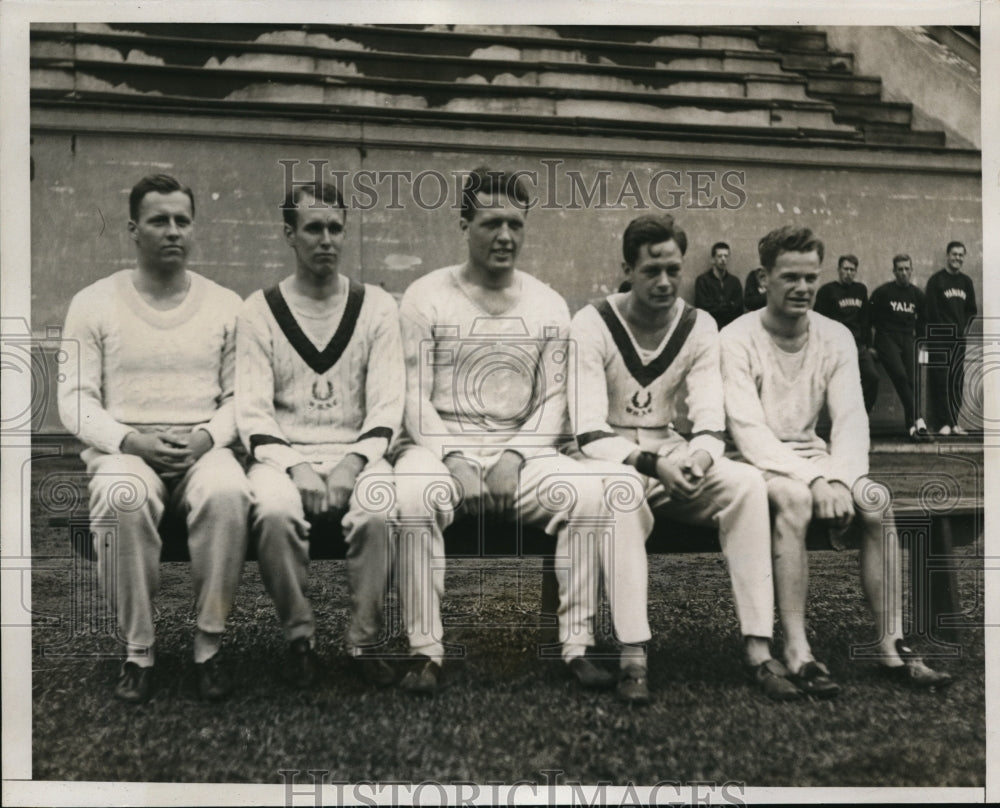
744, 266, 767, 312
869, 254, 928, 439
814, 254, 879, 413
694, 241, 743, 329
924, 241, 977, 436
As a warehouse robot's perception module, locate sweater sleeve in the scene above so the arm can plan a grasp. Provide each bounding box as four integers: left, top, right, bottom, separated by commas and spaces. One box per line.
351, 292, 404, 463
924, 275, 943, 324
858, 285, 872, 347
825, 329, 870, 486
400, 289, 457, 460
693, 272, 713, 313
57, 291, 135, 454
682, 317, 727, 460
569, 306, 642, 463
199, 292, 239, 449
965, 276, 978, 328
720, 328, 826, 484
914, 287, 927, 341
813, 284, 836, 321
235, 297, 308, 472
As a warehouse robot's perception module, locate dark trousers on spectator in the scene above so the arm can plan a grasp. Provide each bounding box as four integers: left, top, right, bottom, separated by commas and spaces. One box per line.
874, 329, 919, 429
857, 346, 880, 414
927, 337, 967, 429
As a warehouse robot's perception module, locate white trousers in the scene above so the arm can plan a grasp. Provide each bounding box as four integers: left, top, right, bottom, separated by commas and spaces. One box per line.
641, 446, 775, 639
247, 458, 395, 651
392, 446, 651, 660
84, 447, 250, 661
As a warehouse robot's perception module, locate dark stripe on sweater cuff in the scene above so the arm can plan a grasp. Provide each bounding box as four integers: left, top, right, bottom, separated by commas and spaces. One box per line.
249, 434, 290, 458
357, 426, 393, 443
576, 430, 618, 447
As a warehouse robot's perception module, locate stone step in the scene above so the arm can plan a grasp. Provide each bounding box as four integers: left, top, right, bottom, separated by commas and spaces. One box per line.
29, 30, 815, 101
829, 96, 914, 126
861, 126, 947, 148
805, 73, 882, 98
31, 87, 866, 146
52, 22, 792, 72
33, 56, 856, 135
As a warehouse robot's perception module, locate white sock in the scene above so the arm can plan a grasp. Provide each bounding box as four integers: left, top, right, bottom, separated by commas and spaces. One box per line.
193, 630, 222, 664
562, 644, 588, 664
127, 647, 154, 668
620, 644, 647, 670
412, 644, 445, 666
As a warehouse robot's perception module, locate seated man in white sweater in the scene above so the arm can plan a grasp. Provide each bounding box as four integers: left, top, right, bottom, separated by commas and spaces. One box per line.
235, 180, 403, 690
58, 174, 251, 704
394, 167, 648, 698
720, 225, 952, 693
570, 214, 799, 702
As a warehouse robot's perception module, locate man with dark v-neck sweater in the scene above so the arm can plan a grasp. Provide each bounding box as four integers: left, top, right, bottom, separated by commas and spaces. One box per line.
235, 180, 403, 690
569, 214, 799, 702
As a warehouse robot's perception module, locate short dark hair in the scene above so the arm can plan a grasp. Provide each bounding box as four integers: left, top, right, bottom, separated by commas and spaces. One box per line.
129, 174, 195, 221
622, 214, 688, 267
711, 241, 730, 256
892, 253, 911, 268
758, 225, 824, 272
460, 166, 532, 222
837, 254, 859, 269
946, 240, 966, 254
282, 181, 347, 229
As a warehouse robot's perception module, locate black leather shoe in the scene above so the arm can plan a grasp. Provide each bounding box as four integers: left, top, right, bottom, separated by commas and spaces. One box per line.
789, 660, 841, 698
285, 637, 321, 689
882, 640, 954, 690
399, 654, 442, 694
746, 658, 804, 702
352, 652, 397, 688
115, 661, 154, 704
196, 654, 231, 701
567, 656, 616, 690
617, 665, 651, 705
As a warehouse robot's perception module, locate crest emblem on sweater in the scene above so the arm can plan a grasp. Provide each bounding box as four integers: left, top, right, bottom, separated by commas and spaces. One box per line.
626, 389, 653, 416
311, 378, 337, 410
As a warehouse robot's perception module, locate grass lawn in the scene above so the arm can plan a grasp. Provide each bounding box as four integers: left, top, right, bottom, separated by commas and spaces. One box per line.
27, 452, 985, 787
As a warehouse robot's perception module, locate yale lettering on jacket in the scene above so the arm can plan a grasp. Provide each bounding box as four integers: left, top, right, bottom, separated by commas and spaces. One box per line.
889, 301, 915, 314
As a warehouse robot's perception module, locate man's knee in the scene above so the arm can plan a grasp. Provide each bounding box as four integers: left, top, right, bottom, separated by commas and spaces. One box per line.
852, 478, 891, 531
393, 473, 454, 525
767, 476, 812, 530
715, 459, 767, 503
87, 455, 163, 520
249, 477, 302, 528
188, 453, 251, 513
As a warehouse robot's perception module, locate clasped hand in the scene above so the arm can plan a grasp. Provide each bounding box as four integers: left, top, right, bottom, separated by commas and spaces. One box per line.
445, 450, 522, 519
121, 427, 213, 474
655, 449, 713, 502
289, 454, 366, 519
